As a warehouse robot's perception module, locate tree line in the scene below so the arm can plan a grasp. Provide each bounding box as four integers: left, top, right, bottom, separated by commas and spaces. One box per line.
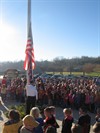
0, 56, 100, 74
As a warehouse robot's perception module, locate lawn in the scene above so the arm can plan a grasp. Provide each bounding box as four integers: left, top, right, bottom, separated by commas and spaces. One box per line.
47, 72, 100, 77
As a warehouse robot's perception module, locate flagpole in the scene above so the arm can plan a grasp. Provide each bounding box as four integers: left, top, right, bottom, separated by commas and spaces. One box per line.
24, 0, 34, 84
27, 0, 31, 84
27, 0, 31, 33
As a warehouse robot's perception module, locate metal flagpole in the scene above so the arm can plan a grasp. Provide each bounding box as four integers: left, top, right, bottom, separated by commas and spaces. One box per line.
24, 0, 34, 84
27, 0, 32, 84
27, 0, 31, 32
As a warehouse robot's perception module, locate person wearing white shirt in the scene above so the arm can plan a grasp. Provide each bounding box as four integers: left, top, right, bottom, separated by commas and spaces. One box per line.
25, 80, 38, 114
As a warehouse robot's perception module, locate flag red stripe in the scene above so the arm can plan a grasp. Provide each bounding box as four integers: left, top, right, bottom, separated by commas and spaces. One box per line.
24, 36, 35, 70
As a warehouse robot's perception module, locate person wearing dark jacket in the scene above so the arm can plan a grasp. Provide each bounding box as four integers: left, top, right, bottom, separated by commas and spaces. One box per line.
78, 106, 91, 133
44, 107, 58, 133
61, 108, 74, 133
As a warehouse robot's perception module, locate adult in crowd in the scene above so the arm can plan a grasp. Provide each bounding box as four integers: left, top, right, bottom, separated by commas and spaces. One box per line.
25, 80, 38, 114
78, 106, 91, 133
20, 115, 39, 133
2, 109, 22, 133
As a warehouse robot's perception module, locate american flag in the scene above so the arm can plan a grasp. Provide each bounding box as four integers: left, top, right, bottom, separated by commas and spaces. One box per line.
24, 22, 35, 82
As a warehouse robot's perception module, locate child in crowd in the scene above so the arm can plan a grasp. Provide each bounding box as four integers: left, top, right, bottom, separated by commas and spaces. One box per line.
49, 106, 56, 117
71, 123, 82, 133
20, 115, 39, 133
78, 106, 91, 133
61, 108, 74, 133
1, 84, 6, 102
92, 122, 100, 133
49, 106, 59, 128
30, 107, 44, 133
95, 108, 100, 122
43, 107, 58, 133
45, 126, 56, 133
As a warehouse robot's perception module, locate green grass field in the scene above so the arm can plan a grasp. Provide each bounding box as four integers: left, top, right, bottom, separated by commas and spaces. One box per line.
47, 72, 100, 77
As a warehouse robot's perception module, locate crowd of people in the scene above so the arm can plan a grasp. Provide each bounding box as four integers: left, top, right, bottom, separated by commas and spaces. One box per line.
0, 75, 100, 112
0, 76, 26, 103
0, 75, 100, 133
1, 106, 100, 133
36, 76, 100, 113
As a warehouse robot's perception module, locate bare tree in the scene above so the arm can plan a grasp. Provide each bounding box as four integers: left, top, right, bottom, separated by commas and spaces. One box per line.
82, 63, 95, 75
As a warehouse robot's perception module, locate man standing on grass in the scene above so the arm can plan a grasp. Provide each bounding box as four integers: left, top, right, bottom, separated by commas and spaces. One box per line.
25, 80, 38, 114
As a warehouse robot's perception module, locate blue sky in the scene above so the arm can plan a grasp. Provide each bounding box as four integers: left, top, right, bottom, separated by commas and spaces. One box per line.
0, 0, 100, 61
